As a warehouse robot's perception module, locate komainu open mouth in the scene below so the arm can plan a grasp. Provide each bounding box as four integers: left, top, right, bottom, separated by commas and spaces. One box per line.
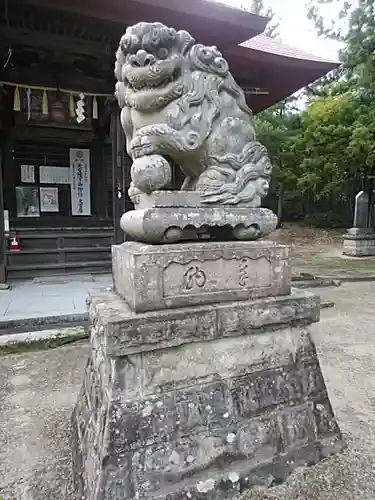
125, 68, 181, 92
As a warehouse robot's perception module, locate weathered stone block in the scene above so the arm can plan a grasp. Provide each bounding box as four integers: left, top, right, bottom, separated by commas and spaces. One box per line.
87, 288, 319, 356
343, 228, 375, 256
112, 240, 291, 312
71, 291, 344, 500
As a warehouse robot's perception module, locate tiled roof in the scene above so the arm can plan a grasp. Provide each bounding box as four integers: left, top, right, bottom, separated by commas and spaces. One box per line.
240, 33, 339, 64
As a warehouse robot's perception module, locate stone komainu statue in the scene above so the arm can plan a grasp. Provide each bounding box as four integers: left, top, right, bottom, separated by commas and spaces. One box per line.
115, 22, 272, 207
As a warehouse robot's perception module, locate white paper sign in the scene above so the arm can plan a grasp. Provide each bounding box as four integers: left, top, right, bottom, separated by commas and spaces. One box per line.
40, 166, 70, 184
40, 187, 59, 212
4, 210, 9, 233
70, 148, 91, 216
21, 164, 35, 183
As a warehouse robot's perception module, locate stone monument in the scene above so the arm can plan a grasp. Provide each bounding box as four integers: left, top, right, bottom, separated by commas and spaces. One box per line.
71, 22, 345, 500
343, 190, 375, 256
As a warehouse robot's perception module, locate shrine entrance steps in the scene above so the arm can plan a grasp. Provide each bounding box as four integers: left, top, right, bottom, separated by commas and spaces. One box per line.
5, 226, 113, 280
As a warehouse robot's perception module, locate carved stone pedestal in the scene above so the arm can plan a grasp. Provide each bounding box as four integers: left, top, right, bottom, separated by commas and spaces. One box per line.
71, 241, 345, 500
121, 191, 278, 243
343, 227, 375, 256
111, 240, 291, 312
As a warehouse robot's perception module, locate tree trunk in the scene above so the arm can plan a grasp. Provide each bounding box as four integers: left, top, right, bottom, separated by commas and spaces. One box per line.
277, 182, 284, 228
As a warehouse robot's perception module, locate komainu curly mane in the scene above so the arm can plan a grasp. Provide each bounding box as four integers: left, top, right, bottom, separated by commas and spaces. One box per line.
115, 22, 272, 206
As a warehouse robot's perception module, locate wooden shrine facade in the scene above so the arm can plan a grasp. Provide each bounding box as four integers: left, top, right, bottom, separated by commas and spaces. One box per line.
0, 2, 130, 279
0, 0, 338, 281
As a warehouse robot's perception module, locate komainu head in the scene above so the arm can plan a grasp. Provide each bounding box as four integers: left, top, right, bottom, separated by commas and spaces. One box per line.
115, 22, 195, 109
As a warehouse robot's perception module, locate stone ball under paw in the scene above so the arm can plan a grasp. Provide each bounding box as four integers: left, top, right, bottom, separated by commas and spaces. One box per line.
164, 226, 183, 243
233, 224, 261, 240
131, 154, 171, 194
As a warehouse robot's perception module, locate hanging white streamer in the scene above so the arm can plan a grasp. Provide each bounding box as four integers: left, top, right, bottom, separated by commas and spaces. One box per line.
75, 93, 85, 123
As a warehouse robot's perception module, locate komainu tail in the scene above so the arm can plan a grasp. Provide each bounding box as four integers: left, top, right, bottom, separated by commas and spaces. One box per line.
200, 141, 272, 205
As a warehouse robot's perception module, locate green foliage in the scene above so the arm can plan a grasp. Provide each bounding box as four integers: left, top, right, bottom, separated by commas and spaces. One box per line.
342, 0, 375, 94
293, 93, 359, 199
256, 0, 375, 227
241, 0, 280, 38
306, 0, 352, 41
255, 103, 301, 195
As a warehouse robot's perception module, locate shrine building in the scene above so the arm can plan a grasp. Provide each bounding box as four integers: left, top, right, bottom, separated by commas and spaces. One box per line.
0, 0, 338, 281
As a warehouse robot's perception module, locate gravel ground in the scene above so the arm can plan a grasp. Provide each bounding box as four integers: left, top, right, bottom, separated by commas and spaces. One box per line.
269, 225, 375, 278
1, 282, 375, 499
245, 283, 375, 500
0, 341, 88, 500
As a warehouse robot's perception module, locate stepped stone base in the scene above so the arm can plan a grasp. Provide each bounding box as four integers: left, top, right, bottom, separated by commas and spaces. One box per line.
71, 241, 345, 500
343, 227, 375, 256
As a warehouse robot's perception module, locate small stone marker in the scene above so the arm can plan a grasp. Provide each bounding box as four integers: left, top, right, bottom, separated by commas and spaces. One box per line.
343, 190, 375, 256
353, 190, 369, 228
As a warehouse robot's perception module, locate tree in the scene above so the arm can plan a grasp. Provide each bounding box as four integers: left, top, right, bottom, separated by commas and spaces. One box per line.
341, 0, 375, 95
306, 0, 353, 41
306, 0, 375, 94
283, 0, 375, 225
253, 1, 375, 227
255, 100, 303, 222
291, 92, 358, 199
240, 0, 280, 38
306, 1, 375, 172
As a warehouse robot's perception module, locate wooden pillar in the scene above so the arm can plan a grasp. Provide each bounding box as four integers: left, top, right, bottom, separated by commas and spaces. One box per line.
0, 87, 11, 286
0, 135, 8, 286
110, 104, 126, 244
92, 135, 107, 221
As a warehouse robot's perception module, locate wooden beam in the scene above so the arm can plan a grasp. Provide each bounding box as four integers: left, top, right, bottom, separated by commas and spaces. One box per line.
0, 134, 9, 285
17, 0, 268, 47
1, 65, 114, 95
1, 25, 117, 59
110, 104, 125, 244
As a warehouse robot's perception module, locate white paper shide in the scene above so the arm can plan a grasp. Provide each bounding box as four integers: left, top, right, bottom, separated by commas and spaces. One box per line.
70, 148, 91, 216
